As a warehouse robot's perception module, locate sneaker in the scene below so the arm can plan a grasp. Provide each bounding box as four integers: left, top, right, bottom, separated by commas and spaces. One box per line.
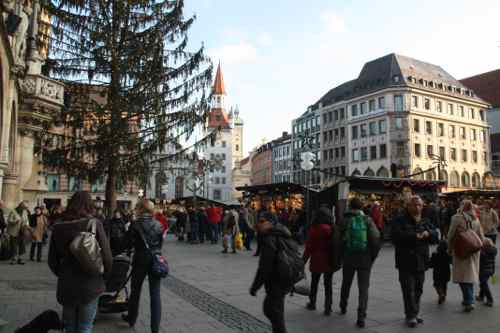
324, 308, 332, 316
356, 319, 365, 328
438, 295, 445, 305
485, 301, 494, 307
464, 304, 475, 312
340, 307, 347, 315
17, 259, 25, 265
406, 318, 417, 328
416, 317, 424, 324
306, 303, 316, 311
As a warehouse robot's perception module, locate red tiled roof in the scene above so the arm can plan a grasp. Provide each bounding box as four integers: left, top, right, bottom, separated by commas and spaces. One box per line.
213, 63, 227, 95
460, 69, 500, 107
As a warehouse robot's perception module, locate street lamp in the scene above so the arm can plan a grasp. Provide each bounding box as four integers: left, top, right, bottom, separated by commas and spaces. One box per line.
300, 151, 315, 230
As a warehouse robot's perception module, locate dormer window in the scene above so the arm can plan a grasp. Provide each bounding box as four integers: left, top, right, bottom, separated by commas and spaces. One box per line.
429, 81, 434, 88
393, 75, 400, 83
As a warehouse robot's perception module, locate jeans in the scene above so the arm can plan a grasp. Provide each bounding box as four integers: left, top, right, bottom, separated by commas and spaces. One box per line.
398, 270, 425, 319
309, 272, 333, 311
459, 283, 474, 306
9, 236, 24, 261
30, 242, 43, 261
245, 229, 254, 250
62, 298, 98, 333
479, 274, 493, 302
190, 222, 199, 242
340, 266, 371, 319
263, 286, 288, 333
211, 223, 220, 243
128, 264, 162, 333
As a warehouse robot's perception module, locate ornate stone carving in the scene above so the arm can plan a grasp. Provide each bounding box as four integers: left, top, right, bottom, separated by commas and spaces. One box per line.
40, 79, 63, 103
19, 76, 36, 95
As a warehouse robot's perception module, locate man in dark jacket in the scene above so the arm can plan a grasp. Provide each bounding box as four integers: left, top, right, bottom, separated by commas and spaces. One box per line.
339, 198, 381, 328
392, 195, 438, 328
250, 213, 293, 333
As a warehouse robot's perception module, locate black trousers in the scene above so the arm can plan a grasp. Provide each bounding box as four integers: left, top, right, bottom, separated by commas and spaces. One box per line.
340, 265, 371, 319
263, 286, 288, 333
309, 272, 333, 310
398, 270, 425, 319
128, 264, 162, 333
30, 242, 42, 261
479, 274, 493, 302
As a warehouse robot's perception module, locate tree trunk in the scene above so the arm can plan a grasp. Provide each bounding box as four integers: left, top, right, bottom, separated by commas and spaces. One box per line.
105, 160, 117, 217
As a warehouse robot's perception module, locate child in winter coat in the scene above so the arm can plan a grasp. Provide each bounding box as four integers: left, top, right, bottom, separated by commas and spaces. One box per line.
478, 237, 497, 306
430, 240, 451, 304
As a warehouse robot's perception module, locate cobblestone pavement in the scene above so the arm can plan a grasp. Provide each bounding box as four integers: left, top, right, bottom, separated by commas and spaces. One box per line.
2, 238, 500, 333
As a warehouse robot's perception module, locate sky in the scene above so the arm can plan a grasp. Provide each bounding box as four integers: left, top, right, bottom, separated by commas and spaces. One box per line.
183, 0, 500, 156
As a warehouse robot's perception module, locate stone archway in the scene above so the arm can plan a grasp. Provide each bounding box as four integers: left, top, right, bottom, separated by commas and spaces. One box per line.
461, 171, 471, 188
483, 172, 495, 189
376, 166, 389, 178
472, 172, 481, 188
364, 168, 375, 176
450, 171, 459, 187
351, 169, 361, 176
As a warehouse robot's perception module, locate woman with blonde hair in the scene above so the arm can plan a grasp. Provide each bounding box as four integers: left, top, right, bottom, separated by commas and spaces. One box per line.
447, 200, 485, 312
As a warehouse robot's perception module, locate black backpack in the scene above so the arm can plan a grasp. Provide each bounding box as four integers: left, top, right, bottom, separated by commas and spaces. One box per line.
274, 236, 305, 287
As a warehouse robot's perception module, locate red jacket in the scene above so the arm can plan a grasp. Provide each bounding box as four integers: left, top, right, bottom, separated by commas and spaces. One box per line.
155, 213, 169, 232
303, 223, 333, 273
370, 203, 384, 231
206, 207, 222, 224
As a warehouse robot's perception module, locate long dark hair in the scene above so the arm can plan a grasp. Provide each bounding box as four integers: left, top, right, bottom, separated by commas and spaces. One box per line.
63, 191, 95, 220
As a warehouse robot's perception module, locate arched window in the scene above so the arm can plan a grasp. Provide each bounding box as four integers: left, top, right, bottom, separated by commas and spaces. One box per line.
376, 166, 389, 178
461, 172, 470, 188
472, 172, 481, 188
425, 169, 436, 181
450, 171, 459, 187
413, 168, 424, 180
439, 170, 448, 185
364, 168, 375, 176
483, 172, 495, 189
351, 169, 361, 176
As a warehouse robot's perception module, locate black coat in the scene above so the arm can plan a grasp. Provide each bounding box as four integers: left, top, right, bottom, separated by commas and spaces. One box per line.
430, 251, 451, 285
341, 212, 381, 269
126, 214, 163, 267
391, 212, 439, 272
480, 246, 497, 278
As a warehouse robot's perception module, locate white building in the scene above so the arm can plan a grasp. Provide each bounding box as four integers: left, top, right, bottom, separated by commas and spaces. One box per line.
315, 53, 491, 191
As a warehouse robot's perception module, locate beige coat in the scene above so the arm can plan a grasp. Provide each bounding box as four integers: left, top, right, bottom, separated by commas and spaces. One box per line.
448, 213, 484, 284
31, 215, 47, 242
479, 208, 499, 236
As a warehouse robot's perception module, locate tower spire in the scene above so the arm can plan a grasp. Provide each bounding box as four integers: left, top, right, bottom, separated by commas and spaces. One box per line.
213, 62, 227, 95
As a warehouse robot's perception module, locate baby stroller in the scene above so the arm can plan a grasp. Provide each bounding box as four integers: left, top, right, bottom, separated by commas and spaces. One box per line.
98, 254, 132, 314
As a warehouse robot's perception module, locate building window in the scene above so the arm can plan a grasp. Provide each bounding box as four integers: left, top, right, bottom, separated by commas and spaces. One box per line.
462, 172, 471, 188
360, 124, 367, 138
471, 129, 477, 141
450, 148, 457, 161
47, 175, 60, 192
341, 166, 346, 175
359, 102, 366, 115
439, 146, 446, 160
360, 147, 368, 161
427, 145, 433, 157
369, 100, 376, 112
215, 177, 220, 184
328, 112, 333, 123
460, 106, 465, 117
340, 127, 345, 140
322, 113, 327, 124
369, 122, 377, 136
351, 104, 358, 117
322, 150, 327, 160
438, 123, 444, 137
334, 128, 339, 142
394, 95, 403, 112
370, 146, 377, 160
379, 120, 386, 134
222, 141, 226, 147
69, 177, 81, 192
340, 108, 345, 120
328, 149, 333, 160
380, 144, 387, 158
415, 143, 421, 157
213, 189, 222, 200
222, 153, 226, 160
470, 108, 475, 119
472, 150, 478, 163
480, 130, 485, 142
335, 148, 340, 159
436, 101, 442, 113
449, 125, 456, 138
414, 119, 420, 132
462, 149, 468, 162
341, 147, 346, 158
352, 126, 358, 139
221, 166, 226, 173
448, 103, 454, 115
378, 96, 385, 109
221, 177, 226, 184
425, 121, 432, 135
412, 95, 418, 108
396, 142, 406, 157
235, 144, 239, 151
484, 152, 488, 165
323, 132, 328, 143
352, 149, 359, 162
459, 127, 466, 139
480, 110, 485, 121
424, 98, 431, 110
334, 110, 339, 121
395, 118, 403, 129
328, 130, 333, 142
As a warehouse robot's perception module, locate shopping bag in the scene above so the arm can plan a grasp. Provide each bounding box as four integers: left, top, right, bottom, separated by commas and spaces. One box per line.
235, 232, 243, 250
491, 274, 497, 285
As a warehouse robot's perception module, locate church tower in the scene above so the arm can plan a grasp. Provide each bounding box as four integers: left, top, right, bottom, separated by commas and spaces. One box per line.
232, 105, 244, 165
207, 63, 230, 129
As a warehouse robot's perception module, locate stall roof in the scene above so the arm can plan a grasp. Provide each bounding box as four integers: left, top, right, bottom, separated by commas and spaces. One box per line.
441, 189, 500, 198
235, 182, 315, 194
347, 176, 446, 194
171, 195, 231, 207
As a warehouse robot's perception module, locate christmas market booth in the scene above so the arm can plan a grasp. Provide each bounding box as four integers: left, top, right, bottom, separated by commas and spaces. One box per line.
319, 176, 446, 239
441, 189, 500, 209
235, 182, 319, 213
167, 195, 231, 209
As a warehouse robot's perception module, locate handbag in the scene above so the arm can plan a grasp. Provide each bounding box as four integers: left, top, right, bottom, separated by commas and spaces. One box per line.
292, 272, 310, 296
138, 225, 169, 278
453, 219, 483, 259
69, 219, 104, 276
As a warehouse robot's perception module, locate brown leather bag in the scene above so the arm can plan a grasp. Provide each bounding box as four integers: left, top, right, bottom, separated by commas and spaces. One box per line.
453, 218, 482, 259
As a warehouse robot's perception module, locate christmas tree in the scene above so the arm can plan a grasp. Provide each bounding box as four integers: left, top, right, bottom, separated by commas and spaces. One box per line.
40, 0, 213, 212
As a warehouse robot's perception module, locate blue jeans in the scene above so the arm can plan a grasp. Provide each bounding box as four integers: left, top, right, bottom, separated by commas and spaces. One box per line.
211, 224, 220, 243
128, 265, 162, 333
62, 298, 98, 333
459, 283, 474, 305
191, 222, 199, 242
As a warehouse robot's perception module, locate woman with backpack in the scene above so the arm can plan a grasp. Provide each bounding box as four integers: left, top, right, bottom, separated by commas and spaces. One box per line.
48, 191, 113, 333
447, 200, 485, 312
303, 205, 335, 316
122, 199, 165, 333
